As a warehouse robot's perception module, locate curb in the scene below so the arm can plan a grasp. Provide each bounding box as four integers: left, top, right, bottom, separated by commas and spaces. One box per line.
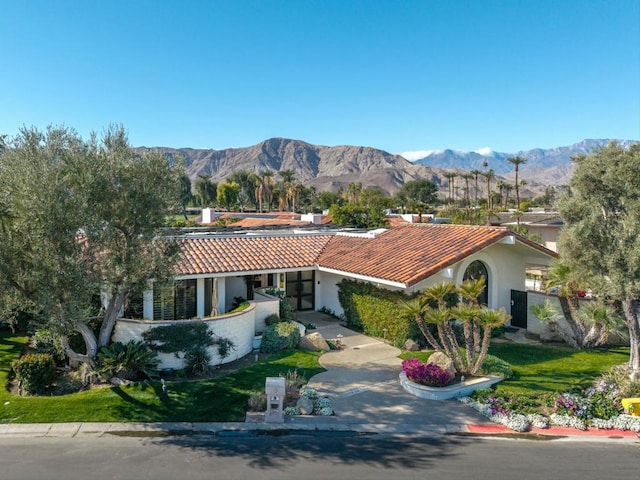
0, 422, 639, 441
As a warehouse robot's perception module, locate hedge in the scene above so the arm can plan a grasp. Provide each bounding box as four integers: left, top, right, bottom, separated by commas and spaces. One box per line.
337, 279, 420, 347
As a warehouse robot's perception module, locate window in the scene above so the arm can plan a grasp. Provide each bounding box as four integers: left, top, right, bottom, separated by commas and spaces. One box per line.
463, 260, 489, 305
153, 279, 197, 320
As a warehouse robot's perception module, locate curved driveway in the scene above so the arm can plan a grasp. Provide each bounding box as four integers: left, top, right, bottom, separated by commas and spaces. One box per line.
302, 313, 489, 428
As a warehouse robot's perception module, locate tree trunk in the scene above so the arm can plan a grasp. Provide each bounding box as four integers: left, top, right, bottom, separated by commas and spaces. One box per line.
472, 326, 494, 375
61, 321, 98, 367
622, 299, 640, 374
414, 316, 444, 353
98, 291, 127, 348
557, 295, 584, 346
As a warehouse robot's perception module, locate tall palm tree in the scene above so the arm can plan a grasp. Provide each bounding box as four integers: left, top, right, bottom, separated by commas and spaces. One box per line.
462, 173, 474, 207
503, 183, 513, 209
495, 180, 506, 210
507, 156, 527, 209
471, 169, 482, 206
482, 169, 494, 209
443, 172, 456, 204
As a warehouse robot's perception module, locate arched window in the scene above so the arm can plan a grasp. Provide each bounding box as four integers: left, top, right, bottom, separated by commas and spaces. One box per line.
463, 260, 489, 305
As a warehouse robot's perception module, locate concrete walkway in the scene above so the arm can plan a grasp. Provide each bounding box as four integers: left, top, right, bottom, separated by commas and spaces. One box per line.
303, 312, 491, 430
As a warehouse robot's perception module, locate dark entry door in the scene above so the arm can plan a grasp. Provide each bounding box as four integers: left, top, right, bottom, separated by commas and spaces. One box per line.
510, 289, 528, 329
286, 270, 315, 310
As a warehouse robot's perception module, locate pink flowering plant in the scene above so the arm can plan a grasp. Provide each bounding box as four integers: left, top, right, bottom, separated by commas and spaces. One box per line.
401, 358, 454, 387
553, 381, 622, 420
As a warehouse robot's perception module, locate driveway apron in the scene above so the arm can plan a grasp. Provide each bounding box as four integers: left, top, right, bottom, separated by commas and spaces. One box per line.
301, 313, 489, 428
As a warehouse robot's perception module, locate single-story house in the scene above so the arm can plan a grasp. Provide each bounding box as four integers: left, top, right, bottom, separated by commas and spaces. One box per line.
113, 223, 557, 368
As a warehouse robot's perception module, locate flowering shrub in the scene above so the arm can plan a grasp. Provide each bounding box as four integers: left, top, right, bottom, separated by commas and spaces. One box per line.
299, 385, 319, 399
550, 413, 587, 430
553, 381, 622, 420
284, 406, 300, 416
461, 380, 632, 433
401, 358, 454, 387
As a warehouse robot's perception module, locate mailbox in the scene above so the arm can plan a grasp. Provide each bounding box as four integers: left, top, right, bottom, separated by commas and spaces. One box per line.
264, 376, 286, 423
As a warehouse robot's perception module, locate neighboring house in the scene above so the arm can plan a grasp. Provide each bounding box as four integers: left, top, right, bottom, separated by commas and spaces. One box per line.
131, 223, 557, 328
490, 211, 563, 252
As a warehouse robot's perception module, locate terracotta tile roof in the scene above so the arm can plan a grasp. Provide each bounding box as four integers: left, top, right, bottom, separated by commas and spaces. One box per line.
317, 224, 513, 286
176, 234, 334, 275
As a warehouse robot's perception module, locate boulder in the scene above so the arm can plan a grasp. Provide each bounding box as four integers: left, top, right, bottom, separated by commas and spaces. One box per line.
403, 339, 421, 351
298, 332, 330, 352
427, 351, 456, 375
296, 396, 314, 415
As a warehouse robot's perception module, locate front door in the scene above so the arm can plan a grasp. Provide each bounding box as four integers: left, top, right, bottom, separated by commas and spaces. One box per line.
286, 270, 315, 311
510, 289, 528, 329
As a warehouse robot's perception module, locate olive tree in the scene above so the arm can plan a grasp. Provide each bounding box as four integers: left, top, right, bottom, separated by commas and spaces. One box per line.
0, 125, 182, 366
557, 142, 640, 376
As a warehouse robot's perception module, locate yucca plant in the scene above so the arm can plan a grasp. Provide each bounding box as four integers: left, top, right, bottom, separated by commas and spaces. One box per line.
96, 340, 159, 381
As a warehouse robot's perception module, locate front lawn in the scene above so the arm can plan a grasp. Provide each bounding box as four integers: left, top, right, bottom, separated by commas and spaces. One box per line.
400, 342, 629, 397
0, 332, 324, 423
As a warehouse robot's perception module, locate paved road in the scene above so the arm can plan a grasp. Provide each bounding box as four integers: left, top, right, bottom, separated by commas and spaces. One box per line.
0, 433, 638, 480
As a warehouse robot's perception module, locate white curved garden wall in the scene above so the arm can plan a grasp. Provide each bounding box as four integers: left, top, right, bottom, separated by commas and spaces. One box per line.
113, 305, 257, 370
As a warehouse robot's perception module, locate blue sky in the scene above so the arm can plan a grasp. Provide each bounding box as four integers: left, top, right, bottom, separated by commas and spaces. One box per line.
1, 0, 638, 155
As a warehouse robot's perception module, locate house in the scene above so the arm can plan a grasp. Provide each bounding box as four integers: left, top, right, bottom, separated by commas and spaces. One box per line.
113, 223, 557, 368
490, 210, 563, 252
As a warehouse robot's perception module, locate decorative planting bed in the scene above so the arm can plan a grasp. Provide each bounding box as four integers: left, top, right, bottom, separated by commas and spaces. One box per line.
399, 371, 502, 400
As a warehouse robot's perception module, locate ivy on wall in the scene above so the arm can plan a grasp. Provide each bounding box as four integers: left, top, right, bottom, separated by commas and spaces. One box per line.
337, 279, 420, 347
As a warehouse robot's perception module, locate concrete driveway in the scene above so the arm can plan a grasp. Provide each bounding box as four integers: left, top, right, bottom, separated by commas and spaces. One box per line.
300, 312, 489, 429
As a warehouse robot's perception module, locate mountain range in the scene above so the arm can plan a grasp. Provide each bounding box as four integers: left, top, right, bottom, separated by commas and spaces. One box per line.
409, 139, 637, 186
138, 138, 637, 196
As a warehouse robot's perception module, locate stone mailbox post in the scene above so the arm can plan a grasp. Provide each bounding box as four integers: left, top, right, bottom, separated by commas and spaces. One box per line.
264, 376, 286, 423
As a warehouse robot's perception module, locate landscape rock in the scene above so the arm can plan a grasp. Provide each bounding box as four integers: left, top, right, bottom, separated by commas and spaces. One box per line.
427, 352, 456, 375
403, 339, 421, 351
296, 396, 314, 415
298, 332, 330, 352
540, 327, 564, 343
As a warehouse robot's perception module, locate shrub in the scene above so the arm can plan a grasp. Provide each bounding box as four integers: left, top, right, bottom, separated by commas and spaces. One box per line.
337, 279, 421, 347
264, 314, 281, 326
30, 329, 66, 365
265, 288, 296, 322
184, 347, 211, 376
96, 341, 159, 380
260, 321, 300, 353
479, 354, 514, 379
12, 353, 57, 394
401, 358, 454, 387
247, 393, 267, 412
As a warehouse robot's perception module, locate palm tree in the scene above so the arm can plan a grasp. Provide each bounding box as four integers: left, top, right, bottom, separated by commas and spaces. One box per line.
461, 173, 474, 207
471, 169, 482, 206
503, 183, 513, 209
495, 180, 506, 210
443, 172, 456, 204
507, 156, 527, 209
482, 169, 494, 209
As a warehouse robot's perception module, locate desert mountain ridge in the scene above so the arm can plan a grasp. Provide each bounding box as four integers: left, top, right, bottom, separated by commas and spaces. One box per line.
136, 137, 638, 195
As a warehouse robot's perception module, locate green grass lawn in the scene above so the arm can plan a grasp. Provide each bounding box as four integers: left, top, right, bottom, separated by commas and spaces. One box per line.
0, 332, 324, 423
400, 342, 629, 397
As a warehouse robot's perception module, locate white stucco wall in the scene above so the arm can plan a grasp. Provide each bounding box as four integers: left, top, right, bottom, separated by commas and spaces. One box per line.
225, 276, 246, 311
113, 305, 258, 370
250, 292, 280, 333
316, 271, 345, 316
